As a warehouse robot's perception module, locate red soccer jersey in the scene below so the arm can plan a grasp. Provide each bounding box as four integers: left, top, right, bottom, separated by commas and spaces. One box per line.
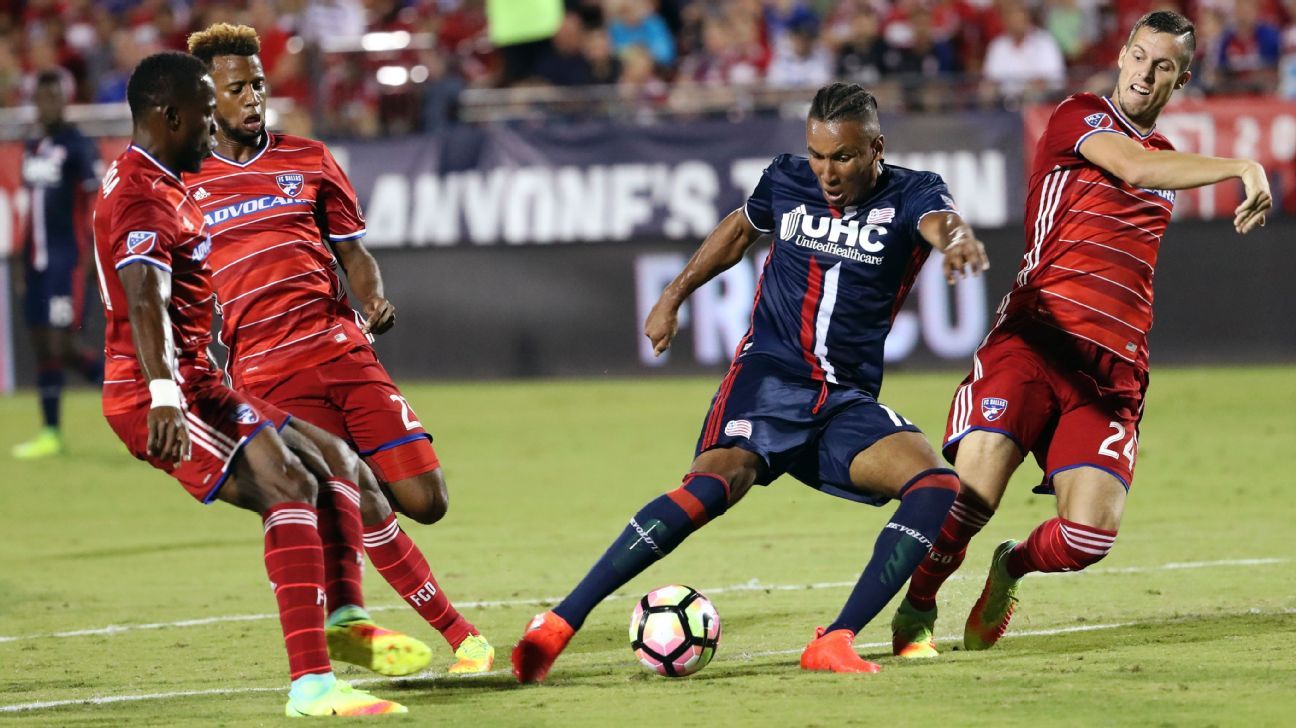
93, 145, 215, 416
999, 92, 1175, 371
186, 133, 369, 387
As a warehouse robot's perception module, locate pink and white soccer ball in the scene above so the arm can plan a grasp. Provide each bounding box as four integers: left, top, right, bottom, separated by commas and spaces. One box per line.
629, 584, 722, 677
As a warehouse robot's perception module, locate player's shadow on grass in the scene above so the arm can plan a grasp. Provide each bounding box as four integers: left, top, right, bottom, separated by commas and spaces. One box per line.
384, 674, 525, 695
43, 538, 251, 561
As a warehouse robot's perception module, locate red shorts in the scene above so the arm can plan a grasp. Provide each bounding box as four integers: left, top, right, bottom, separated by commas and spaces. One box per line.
106, 377, 291, 504
943, 324, 1148, 489
240, 346, 439, 484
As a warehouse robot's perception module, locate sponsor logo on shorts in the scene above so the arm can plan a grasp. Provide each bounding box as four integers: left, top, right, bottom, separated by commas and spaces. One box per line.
232, 403, 259, 425
724, 419, 753, 439
125, 231, 157, 254
276, 173, 305, 197
981, 397, 1008, 422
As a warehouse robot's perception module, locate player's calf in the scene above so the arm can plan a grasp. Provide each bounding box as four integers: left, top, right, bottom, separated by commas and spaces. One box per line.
825, 468, 959, 636
1005, 518, 1117, 577
549, 470, 736, 633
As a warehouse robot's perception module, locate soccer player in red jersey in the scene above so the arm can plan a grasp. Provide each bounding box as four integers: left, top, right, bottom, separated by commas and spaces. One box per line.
96, 51, 406, 716
890, 11, 1273, 657
183, 24, 493, 673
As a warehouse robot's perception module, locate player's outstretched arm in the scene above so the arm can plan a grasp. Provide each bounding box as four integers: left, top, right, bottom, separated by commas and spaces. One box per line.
119, 263, 190, 464
1079, 133, 1272, 234
918, 211, 990, 285
333, 239, 396, 335
645, 208, 764, 356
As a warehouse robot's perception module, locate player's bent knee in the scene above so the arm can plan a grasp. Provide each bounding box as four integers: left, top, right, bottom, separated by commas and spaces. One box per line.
690, 448, 761, 504
389, 470, 449, 524
255, 449, 319, 508
900, 468, 960, 499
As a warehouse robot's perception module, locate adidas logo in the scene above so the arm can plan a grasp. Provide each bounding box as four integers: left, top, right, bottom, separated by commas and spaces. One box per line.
193, 187, 210, 200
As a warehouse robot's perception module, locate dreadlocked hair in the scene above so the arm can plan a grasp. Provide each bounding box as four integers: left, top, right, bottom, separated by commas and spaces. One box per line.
187, 23, 260, 65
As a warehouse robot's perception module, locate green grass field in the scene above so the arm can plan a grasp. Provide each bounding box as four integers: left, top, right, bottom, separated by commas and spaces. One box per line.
1, 366, 1294, 726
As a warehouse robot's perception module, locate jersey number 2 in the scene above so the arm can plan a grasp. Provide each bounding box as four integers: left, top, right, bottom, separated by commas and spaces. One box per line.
1097, 421, 1137, 468
389, 395, 422, 431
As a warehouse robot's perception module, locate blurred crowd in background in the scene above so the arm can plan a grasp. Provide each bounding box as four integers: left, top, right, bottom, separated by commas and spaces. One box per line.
1, 0, 1293, 137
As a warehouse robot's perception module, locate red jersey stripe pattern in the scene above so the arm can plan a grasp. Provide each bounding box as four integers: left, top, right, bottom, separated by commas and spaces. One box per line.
998, 93, 1175, 370
187, 133, 370, 387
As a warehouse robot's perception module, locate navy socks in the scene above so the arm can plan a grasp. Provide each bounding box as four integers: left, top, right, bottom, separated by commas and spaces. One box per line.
826, 469, 960, 634
553, 474, 730, 630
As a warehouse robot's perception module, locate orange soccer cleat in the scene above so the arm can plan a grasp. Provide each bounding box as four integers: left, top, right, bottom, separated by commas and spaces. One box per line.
511, 611, 576, 684
799, 627, 882, 674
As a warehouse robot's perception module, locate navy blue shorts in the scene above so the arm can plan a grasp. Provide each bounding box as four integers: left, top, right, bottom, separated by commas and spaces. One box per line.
23, 262, 80, 328
694, 355, 922, 506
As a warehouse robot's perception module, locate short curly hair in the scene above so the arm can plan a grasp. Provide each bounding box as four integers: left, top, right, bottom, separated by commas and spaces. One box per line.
187, 23, 260, 65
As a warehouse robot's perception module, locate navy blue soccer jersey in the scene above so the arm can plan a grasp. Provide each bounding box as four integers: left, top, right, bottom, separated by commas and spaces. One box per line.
21, 125, 99, 272
740, 155, 956, 395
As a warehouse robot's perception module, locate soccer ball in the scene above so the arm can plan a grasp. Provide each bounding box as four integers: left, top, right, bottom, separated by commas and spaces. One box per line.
629, 584, 721, 677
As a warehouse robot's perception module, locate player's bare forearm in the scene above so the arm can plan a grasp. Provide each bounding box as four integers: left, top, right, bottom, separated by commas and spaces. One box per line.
659, 208, 763, 308
333, 239, 396, 334
919, 211, 989, 284
1081, 132, 1252, 190
1080, 132, 1271, 234
645, 208, 762, 356
118, 263, 176, 382
119, 262, 188, 463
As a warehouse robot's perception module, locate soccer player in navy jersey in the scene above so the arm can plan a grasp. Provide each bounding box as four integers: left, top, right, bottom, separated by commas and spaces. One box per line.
512, 82, 990, 680
12, 70, 104, 459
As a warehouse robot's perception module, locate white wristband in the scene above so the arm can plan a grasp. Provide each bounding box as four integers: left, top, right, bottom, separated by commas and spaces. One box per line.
149, 379, 182, 409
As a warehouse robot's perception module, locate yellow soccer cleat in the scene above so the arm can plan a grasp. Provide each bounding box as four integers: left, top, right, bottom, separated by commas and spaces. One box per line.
12, 428, 63, 459
448, 633, 496, 674
326, 620, 432, 677
891, 597, 940, 659
285, 678, 407, 717
964, 539, 1023, 651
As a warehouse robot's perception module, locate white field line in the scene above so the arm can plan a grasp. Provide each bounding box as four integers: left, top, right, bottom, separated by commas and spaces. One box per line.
0, 557, 1283, 646
4, 607, 1294, 714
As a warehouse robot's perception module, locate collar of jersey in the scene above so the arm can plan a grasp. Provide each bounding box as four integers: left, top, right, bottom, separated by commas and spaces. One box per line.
1102, 96, 1154, 140
128, 144, 181, 181
210, 133, 270, 168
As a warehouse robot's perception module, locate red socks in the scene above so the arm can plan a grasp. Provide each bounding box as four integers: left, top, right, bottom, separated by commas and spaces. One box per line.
363, 513, 477, 650
905, 493, 993, 611
1007, 518, 1117, 578
261, 504, 331, 679
316, 479, 366, 613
